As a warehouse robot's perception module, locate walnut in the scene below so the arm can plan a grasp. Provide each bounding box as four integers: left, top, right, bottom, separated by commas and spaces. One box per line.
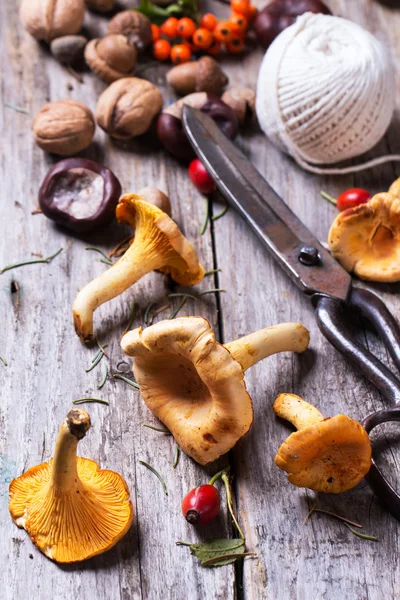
108, 10, 152, 50
85, 0, 115, 12
96, 78, 163, 140
85, 35, 137, 84
33, 99, 95, 156
20, 0, 85, 43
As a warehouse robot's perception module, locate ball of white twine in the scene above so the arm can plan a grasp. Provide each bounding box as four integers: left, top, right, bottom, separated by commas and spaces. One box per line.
256, 13, 400, 175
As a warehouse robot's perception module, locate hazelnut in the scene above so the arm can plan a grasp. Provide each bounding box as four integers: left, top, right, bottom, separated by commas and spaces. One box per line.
221, 88, 257, 125
85, 35, 137, 84
137, 188, 171, 216
85, 0, 115, 12
96, 78, 163, 140
20, 0, 85, 43
108, 10, 152, 50
50, 35, 87, 65
167, 57, 229, 96
33, 99, 95, 156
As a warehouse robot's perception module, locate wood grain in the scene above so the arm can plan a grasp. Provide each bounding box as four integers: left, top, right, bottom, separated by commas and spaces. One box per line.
1, 0, 400, 599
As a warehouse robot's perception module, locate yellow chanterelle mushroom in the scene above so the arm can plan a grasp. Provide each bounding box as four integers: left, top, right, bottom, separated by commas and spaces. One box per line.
73, 193, 204, 342
121, 317, 310, 465
9, 409, 133, 563
273, 393, 372, 493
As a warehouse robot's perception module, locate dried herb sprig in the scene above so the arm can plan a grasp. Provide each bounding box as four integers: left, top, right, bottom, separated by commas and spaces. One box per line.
113, 373, 140, 388
168, 292, 198, 301
198, 288, 225, 297
0, 355, 7, 367
0, 248, 63, 274
142, 423, 171, 434
144, 302, 154, 325
212, 205, 229, 221
173, 445, 180, 468
4, 102, 29, 115
72, 398, 109, 406
139, 460, 168, 495
169, 297, 187, 319
108, 235, 133, 258
204, 268, 221, 276
344, 523, 378, 541
200, 197, 210, 235
97, 363, 108, 390
85, 246, 113, 265
305, 505, 378, 541
124, 299, 136, 333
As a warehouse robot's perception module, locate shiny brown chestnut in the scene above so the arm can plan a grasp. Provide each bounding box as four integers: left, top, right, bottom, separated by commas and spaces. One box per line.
157, 92, 238, 161
254, 0, 331, 50
38, 158, 122, 233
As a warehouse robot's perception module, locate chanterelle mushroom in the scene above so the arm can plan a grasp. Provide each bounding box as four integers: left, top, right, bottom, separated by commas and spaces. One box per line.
273, 393, 372, 493
73, 194, 204, 342
328, 192, 400, 282
121, 317, 310, 464
9, 409, 133, 563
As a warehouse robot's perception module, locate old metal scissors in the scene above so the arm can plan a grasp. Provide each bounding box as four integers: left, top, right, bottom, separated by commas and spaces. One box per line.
183, 105, 400, 521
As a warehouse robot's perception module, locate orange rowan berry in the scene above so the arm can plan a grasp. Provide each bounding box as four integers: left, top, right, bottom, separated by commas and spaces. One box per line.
226, 37, 245, 53
213, 22, 234, 43
153, 39, 171, 61
230, 0, 250, 17
192, 28, 213, 49
200, 13, 218, 31
206, 38, 222, 55
170, 43, 192, 64
229, 12, 248, 33
161, 17, 179, 38
151, 24, 160, 42
246, 5, 258, 23
177, 17, 197, 39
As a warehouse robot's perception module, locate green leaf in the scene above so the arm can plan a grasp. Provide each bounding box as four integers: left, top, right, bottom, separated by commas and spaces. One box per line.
189, 539, 246, 567
137, 0, 199, 23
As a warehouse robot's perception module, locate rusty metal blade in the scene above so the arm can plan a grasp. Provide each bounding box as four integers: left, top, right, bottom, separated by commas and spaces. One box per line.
183, 106, 351, 301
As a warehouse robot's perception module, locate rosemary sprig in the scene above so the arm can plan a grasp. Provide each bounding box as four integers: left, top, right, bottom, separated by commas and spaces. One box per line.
124, 299, 136, 333
304, 506, 362, 528
86, 351, 104, 372
198, 288, 226, 296
0, 355, 7, 366
142, 423, 171, 434
169, 297, 187, 319
212, 205, 229, 221
168, 292, 198, 301
320, 191, 337, 206
73, 398, 109, 406
4, 102, 29, 114
204, 268, 221, 276
0, 248, 63, 274
139, 460, 168, 495
113, 373, 140, 388
344, 523, 378, 541
173, 445, 180, 469
85, 246, 113, 265
200, 197, 210, 235
144, 302, 154, 325
97, 363, 108, 390
90, 342, 109, 364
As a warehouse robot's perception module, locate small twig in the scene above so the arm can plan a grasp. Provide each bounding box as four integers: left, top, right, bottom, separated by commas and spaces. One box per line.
176, 541, 192, 547
305, 506, 363, 529
97, 363, 108, 390
0, 248, 63, 274
0, 355, 7, 367
173, 445, 180, 469
96, 340, 109, 358
144, 302, 154, 325
204, 268, 221, 276
200, 197, 210, 235
85, 247, 113, 265
139, 460, 168, 495
222, 471, 245, 541
124, 299, 136, 333
212, 205, 229, 221
108, 235, 133, 258
31, 208, 42, 215
113, 373, 140, 388
169, 297, 187, 319
4, 101, 29, 115
198, 288, 226, 296
344, 523, 378, 541
142, 423, 171, 434
149, 303, 169, 325
320, 190, 337, 206
72, 398, 109, 406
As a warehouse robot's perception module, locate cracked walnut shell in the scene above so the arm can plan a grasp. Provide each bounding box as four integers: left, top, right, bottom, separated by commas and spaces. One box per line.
96, 78, 163, 140
33, 99, 95, 156
20, 0, 85, 43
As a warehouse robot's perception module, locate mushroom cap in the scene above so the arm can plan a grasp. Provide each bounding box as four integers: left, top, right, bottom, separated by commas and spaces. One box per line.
328, 192, 400, 282
116, 193, 204, 286
121, 316, 253, 465
275, 414, 372, 493
9, 457, 133, 563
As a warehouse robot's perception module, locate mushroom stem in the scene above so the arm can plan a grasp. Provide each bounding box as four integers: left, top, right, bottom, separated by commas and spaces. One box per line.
224, 323, 310, 372
51, 409, 91, 490
273, 393, 324, 430
73, 242, 165, 342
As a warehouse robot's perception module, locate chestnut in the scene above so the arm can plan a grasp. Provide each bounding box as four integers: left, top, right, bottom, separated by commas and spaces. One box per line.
157, 92, 238, 161
254, 0, 331, 50
38, 158, 122, 233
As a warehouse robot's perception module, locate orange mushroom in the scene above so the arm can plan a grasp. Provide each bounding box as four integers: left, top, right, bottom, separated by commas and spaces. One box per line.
73, 194, 204, 342
9, 409, 133, 563
273, 393, 372, 493
328, 191, 400, 282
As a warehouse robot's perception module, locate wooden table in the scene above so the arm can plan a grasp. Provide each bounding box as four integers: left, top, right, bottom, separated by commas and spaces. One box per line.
2, 1, 400, 598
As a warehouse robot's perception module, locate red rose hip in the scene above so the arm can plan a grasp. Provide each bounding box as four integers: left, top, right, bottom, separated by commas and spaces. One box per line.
182, 484, 221, 525
188, 159, 216, 195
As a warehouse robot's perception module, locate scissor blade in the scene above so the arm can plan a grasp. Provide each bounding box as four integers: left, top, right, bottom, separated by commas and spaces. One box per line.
183, 106, 351, 301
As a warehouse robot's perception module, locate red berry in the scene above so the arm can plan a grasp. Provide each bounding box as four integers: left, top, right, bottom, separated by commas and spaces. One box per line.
336, 188, 371, 211
188, 159, 216, 195
182, 484, 221, 525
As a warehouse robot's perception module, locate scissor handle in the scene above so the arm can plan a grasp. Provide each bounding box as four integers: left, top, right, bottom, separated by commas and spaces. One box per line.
315, 288, 400, 406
